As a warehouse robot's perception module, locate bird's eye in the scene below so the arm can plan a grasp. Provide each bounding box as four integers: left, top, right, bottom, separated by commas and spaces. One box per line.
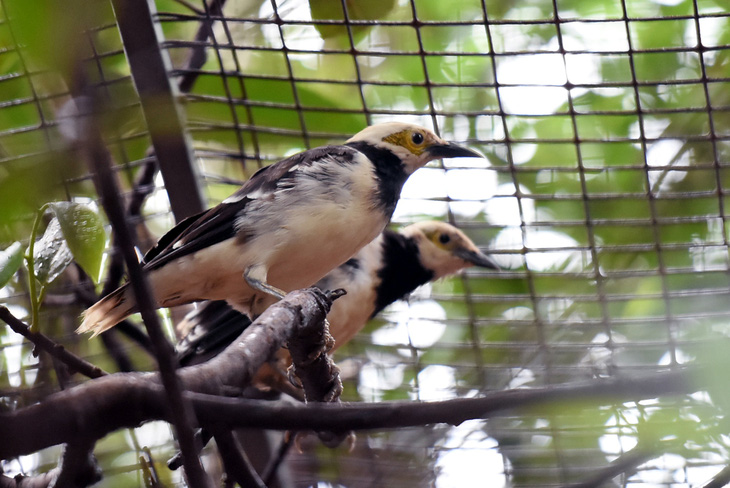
411, 132, 424, 145
439, 234, 450, 244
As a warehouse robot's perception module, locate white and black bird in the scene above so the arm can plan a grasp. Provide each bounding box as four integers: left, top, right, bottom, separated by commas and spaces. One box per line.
176, 221, 499, 366
78, 123, 482, 336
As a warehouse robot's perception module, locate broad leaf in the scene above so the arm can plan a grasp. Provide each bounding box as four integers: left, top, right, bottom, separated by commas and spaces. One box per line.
0, 242, 24, 289
33, 217, 73, 286
48, 202, 106, 283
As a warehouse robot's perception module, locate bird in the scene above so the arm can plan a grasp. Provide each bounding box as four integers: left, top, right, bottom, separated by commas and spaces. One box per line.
176, 221, 499, 366
77, 123, 483, 336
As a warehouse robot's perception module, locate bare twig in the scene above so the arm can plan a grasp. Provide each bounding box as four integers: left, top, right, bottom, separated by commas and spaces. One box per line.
78, 94, 210, 487
262, 436, 293, 486
92, 154, 158, 363
140, 447, 165, 488
0, 306, 107, 379
177, 0, 227, 93
167, 429, 213, 471
697, 464, 730, 488
563, 447, 655, 488
210, 427, 267, 488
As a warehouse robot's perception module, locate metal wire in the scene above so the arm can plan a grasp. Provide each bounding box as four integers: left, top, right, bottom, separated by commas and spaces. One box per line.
2, 0, 730, 486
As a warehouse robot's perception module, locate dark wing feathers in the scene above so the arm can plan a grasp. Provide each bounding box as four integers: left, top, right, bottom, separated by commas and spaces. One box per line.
143, 144, 357, 271
142, 210, 206, 264
143, 202, 242, 271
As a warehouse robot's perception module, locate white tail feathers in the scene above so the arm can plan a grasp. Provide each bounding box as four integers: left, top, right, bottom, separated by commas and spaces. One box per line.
76, 285, 137, 337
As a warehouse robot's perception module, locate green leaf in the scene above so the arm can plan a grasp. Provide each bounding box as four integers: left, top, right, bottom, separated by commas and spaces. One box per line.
33, 216, 73, 286
48, 202, 106, 283
0, 242, 24, 289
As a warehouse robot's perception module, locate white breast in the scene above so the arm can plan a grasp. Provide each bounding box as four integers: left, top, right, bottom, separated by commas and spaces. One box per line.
320, 234, 384, 349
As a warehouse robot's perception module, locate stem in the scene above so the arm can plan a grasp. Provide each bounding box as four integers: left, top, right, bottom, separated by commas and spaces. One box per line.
25, 203, 49, 332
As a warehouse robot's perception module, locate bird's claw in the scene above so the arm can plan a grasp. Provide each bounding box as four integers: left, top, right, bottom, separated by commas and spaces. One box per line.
323, 366, 343, 403
326, 288, 347, 301
287, 364, 303, 388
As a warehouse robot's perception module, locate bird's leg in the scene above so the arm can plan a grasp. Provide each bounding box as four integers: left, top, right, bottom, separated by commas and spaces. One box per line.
243, 265, 286, 300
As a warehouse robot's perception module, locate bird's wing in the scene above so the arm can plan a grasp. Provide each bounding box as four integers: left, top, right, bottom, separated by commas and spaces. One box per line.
142, 145, 356, 271
142, 199, 245, 271
142, 210, 206, 264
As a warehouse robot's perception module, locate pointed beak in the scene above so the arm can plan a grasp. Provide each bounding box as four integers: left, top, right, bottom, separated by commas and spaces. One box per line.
426, 142, 483, 159
454, 247, 500, 270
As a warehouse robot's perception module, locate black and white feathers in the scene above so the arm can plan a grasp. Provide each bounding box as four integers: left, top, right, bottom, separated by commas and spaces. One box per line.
78, 123, 482, 336
176, 221, 498, 365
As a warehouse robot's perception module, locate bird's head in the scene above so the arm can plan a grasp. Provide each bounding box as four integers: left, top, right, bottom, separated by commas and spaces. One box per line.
401, 221, 499, 278
346, 122, 482, 174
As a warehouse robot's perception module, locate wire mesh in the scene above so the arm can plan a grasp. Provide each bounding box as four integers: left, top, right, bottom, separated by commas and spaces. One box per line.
2, 0, 730, 486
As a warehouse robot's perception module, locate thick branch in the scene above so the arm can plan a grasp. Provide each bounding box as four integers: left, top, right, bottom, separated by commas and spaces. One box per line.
0, 287, 336, 459
0, 441, 100, 488
49, 440, 101, 488
0, 359, 701, 460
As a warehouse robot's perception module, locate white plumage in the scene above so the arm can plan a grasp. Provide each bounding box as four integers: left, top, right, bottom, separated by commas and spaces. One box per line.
78, 123, 482, 336
176, 221, 499, 366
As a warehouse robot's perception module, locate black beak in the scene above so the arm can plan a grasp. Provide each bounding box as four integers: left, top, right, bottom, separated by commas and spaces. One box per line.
427, 142, 483, 159
454, 248, 500, 270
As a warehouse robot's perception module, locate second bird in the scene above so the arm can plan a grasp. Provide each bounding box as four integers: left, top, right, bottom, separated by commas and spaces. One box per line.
78, 122, 482, 336
176, 221, 499, 366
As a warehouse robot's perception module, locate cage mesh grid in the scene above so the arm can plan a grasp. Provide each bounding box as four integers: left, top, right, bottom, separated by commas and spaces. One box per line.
1, 0, 730, 486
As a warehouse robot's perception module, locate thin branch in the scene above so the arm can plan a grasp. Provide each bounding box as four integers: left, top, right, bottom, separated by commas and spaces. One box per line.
697, 464, 730, 488
167, 429, 213, 471
177, 0, 227, 93
0, 306, 107, 379
80, 97, 210, 487
563, 447, 655, 488
210, 427, 267, 488
140, 447, 165, 488
261, 437, 293, 486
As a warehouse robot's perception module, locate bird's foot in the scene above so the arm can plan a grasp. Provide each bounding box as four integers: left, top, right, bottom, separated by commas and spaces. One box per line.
243, 265, 286, 299
287, 363, 303, 388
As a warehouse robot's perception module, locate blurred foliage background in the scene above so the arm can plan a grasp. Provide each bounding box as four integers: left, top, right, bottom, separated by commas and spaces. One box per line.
2, 0, 730, 486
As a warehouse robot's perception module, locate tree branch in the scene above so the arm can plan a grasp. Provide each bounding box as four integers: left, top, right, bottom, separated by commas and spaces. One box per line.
0, 349, 702, 460
697, 463, 730, 488
177, 0, 227, 93
77, 92, 209, 488
0, 287, 338, 459
0, 306, 107, 379
563, 447, 655, 488
0, 441, 100, 488
210, 427, 266, 488
49, 440, 101, 488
